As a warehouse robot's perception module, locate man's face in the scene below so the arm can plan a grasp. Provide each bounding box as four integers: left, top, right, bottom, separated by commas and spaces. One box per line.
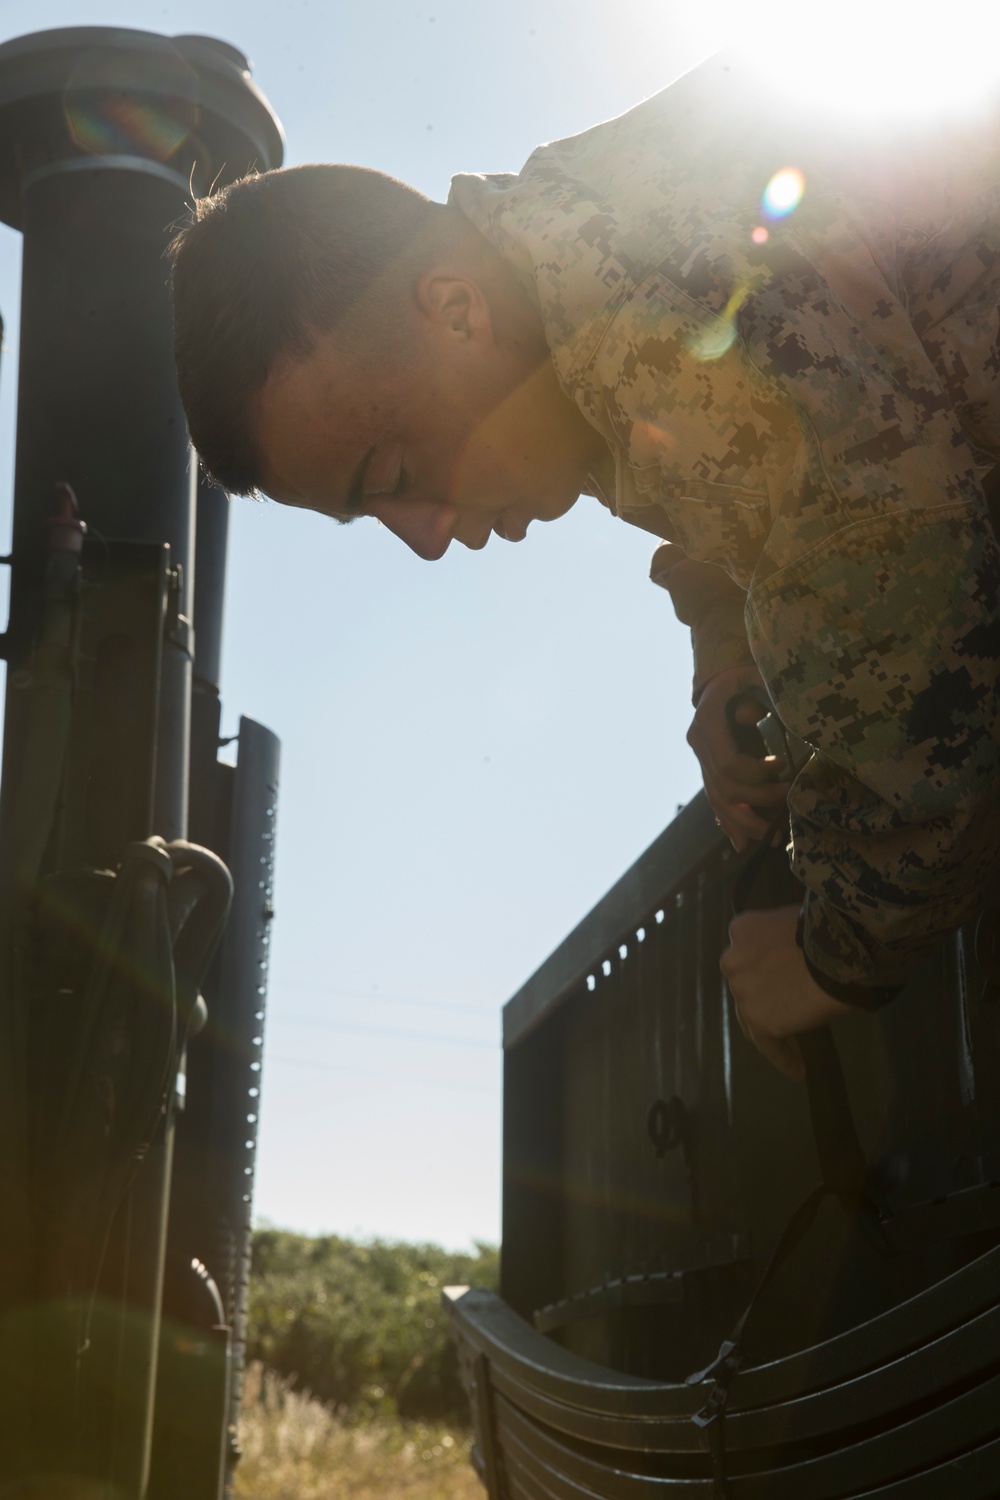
254, 271, 602, 560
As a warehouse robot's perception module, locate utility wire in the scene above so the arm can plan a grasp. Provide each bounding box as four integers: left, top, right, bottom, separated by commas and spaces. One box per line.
267, 1013, 497, 1050
266, 1055, 496, 1092
269, 978, 487, 1015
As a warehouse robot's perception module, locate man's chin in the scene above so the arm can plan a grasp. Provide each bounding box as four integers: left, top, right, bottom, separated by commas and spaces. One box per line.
509, 490, 581, 534
538, 490, 582, 525
493, 514, 526, 543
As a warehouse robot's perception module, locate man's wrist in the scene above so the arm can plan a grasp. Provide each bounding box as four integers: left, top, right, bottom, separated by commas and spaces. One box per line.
794, 909, 903, 1011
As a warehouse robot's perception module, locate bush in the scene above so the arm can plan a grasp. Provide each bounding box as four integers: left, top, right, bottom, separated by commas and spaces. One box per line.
246, 1230, 499, 1422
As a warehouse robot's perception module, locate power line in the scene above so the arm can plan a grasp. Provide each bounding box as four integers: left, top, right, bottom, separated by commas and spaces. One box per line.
267, 1014, 497, 1050
265, 1055, 497, 1093
268, 979, 487, 1015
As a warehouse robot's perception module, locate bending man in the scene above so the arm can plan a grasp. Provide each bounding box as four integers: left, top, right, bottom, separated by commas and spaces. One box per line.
169, 51, 1000, 1078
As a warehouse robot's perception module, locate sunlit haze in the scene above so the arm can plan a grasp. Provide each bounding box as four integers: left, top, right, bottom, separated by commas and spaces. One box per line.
727, 0, 1000, 126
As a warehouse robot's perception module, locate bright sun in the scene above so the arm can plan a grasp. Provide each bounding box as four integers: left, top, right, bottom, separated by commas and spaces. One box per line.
697, 0, 1000, 128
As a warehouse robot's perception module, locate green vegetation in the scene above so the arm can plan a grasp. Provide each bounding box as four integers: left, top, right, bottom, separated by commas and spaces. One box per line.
238, 1229, 497, 1494
246, 1229, 499, 1423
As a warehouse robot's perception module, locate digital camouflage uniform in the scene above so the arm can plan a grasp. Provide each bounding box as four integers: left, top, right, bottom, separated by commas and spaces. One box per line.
448, 52, 1000, 997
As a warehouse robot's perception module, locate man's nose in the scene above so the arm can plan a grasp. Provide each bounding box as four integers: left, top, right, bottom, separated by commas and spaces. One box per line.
370, 497, 457, 561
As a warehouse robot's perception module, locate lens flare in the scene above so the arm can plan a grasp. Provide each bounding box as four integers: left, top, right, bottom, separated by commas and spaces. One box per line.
751, 225, 769, 245
689, 282, 751, 361
761, 167, 805, 220
65, 95, 195, 160
63, 43, 200, 163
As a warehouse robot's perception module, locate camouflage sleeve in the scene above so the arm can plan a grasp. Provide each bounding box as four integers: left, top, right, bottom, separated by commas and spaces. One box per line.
750, 501, 1000, 990
648, 541, 753, 701
739, 194, 1000, 990
602, 190, 1000, 990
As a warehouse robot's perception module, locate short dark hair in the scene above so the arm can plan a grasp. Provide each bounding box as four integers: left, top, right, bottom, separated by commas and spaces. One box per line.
168, 165, 446, 495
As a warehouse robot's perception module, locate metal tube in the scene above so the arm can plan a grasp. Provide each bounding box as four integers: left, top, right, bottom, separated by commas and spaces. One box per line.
0, 29, 283, 1498
1, 161, 197, 862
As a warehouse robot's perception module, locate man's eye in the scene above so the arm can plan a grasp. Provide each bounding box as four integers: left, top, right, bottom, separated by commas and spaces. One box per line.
364, 452, 403, 500
366, 468, 408, 503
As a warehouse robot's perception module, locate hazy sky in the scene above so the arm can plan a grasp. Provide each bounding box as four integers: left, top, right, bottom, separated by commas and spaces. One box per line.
1, 0, 990, 1250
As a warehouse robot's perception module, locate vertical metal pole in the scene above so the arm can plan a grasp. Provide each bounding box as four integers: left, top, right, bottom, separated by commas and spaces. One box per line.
0, 153, 199, 882
0, 28, 283, 1498
0, 160, 198, 1497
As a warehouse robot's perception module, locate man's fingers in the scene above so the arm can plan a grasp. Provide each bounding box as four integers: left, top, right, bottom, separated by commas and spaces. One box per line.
715, 814, 750, 852
732, 996, 806, 1082
722, 907, 825, 1083
707, 752, 790, 849
716, 774, 791, 810
687, 671, 792, 857
716, 813, 767, 849
751, 1031, 805, 1083
730, 698, 766, 726
712, 798, 783, 846
695, 750, 791, 798
688, 725, 788, 780
714, 756, 789, 791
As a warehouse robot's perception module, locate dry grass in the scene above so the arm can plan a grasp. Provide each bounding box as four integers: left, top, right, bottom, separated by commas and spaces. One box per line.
235, 1363, 484, 1500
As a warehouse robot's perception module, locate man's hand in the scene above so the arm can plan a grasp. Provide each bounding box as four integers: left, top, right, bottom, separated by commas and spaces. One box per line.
720, 905, 854, 1081
688, 664, 790, 851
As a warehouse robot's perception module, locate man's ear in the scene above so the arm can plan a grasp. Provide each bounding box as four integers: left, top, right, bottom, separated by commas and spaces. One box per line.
414, 270, 494, 343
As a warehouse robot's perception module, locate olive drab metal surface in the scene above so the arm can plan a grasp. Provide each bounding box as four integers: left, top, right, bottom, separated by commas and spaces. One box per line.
447, 795, 1000, 1494
0, 27, 283, 1498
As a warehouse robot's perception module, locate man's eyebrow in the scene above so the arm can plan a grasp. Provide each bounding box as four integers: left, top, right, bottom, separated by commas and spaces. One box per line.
344, 445, 376, 513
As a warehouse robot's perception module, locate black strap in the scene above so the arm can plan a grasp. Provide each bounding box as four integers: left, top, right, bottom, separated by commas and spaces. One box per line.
691, 776, 889, 1495
729, 767, 871, 1211
799, 1029, 868, 1199
688, 1182, 831, 1495
729, 805, 790, 916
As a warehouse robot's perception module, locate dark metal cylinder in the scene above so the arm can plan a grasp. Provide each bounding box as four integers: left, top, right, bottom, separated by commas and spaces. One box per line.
0, 26, 284, 842
0, 28, 283, 1497
9, 162, 198, 843
12, 161, 195, 626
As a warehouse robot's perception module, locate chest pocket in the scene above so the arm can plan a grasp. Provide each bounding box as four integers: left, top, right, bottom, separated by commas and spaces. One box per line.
626, 466, 770, 587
